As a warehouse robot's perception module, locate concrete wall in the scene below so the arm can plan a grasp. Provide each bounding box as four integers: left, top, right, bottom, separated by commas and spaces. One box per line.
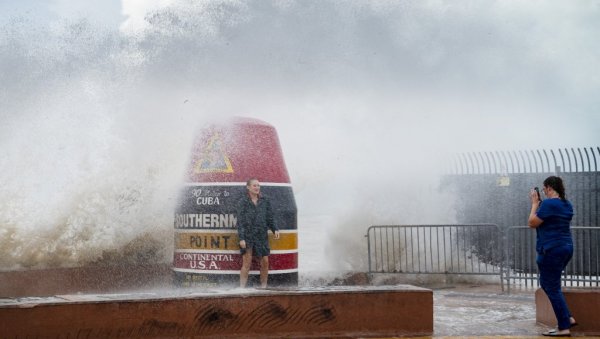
536, 287, 600, 335
0, 285, 433, 338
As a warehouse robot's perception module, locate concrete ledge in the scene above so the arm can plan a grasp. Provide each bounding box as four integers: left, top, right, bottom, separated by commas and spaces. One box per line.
0, 264, 172, 297
536, 287, 600, 335
0, 285, 433, 338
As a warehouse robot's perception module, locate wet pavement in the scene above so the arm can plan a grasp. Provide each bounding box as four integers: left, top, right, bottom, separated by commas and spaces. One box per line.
432, 285, 540, 336
430, 284, 597, 338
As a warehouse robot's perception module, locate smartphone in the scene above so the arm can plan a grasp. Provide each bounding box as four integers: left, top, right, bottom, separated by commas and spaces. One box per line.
534, 187, 541, 201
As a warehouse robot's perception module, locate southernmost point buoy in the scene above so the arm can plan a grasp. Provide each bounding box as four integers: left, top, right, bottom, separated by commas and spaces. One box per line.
173, 117, 298, 287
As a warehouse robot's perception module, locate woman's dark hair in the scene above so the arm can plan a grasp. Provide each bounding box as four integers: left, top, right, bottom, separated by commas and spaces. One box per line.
543, 176, 567, 200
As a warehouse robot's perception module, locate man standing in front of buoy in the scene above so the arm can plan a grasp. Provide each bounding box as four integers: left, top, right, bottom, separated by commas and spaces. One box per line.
237, 178, 280, 288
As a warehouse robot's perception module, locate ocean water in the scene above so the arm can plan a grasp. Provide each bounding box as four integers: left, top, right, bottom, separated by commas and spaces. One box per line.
1, 1, 598, 281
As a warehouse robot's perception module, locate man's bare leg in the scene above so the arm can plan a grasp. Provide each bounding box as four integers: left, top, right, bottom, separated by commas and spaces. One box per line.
260, 256, 269, 288
240, 248, 253, 288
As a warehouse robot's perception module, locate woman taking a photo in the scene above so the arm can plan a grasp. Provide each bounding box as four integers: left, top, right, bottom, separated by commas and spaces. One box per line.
528, 176, 577, 337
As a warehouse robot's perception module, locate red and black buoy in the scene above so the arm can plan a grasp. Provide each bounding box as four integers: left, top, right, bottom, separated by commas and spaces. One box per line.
173, 117, 298, 287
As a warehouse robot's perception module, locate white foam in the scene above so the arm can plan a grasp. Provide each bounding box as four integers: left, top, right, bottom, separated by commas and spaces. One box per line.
1, 2, 598, 279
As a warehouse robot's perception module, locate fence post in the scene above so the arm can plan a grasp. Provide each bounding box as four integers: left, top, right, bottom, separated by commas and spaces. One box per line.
366, 227, 372, 273
499, 226, 505, 292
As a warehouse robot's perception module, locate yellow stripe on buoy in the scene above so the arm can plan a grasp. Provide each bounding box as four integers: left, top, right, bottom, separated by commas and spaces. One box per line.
175, 231, 297, 251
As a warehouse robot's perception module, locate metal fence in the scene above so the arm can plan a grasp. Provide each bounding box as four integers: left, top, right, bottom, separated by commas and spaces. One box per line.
448, 147, 600, 175
439, 146, 599, 291
504, 226, 600, 292
442, 147, 600, 228
366, 224, 505, 288
366, 224, 600, 291
441, 172, 599, 229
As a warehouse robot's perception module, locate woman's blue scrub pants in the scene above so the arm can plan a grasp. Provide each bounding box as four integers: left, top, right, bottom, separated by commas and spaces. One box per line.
537, 244, 574, 330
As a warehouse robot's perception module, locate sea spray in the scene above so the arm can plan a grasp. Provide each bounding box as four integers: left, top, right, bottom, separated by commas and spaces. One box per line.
1, 1, 598, 277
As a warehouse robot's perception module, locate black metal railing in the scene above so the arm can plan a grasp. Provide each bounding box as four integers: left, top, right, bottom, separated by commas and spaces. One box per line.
366, 224, 600, 291
374, 147, 600, 290
366, 224, 504, 288
448, 147, 600, 175
441, 147, 599, 238
504, 226, 600, 292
